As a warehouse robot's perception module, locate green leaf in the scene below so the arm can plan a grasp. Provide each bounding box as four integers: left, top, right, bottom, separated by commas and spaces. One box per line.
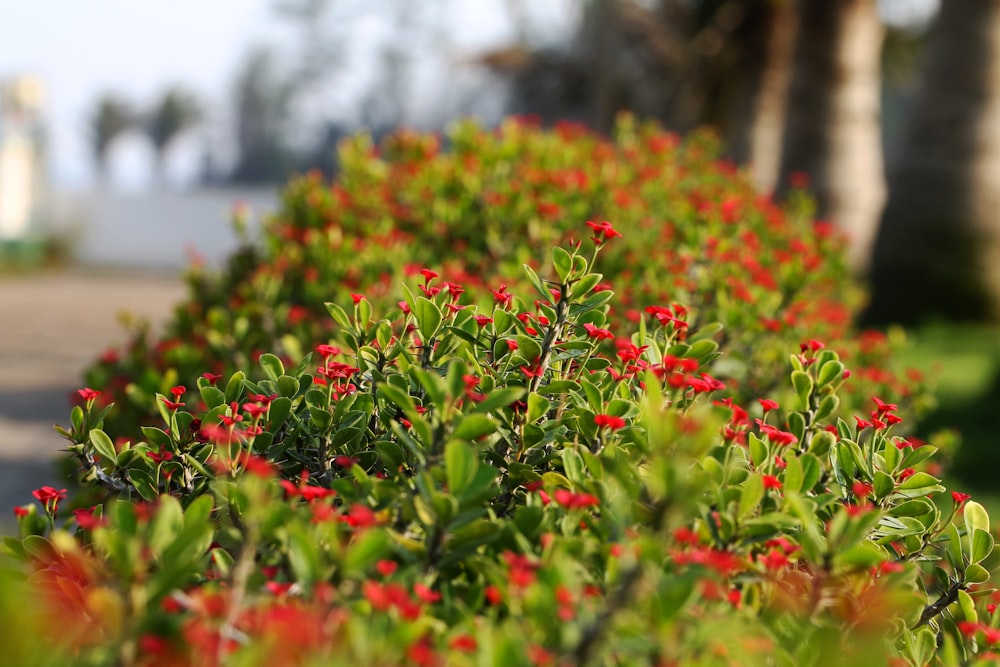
412, 367, 446, 409
945, 524, 964, 570
739, 474, 764, 520
552, 247, 573, 282
966, 562, 991, 584
445, 441, 478, 497
971, 529, 994, 564
873, 471, 895, 500
453, 414, 496, 441
515, 335, 543, 363
656, 573, 697, 621
127, 468, 159, 502
523, 263, 550, 302
414, 297, 443, 340
816, 360, 845, 387
375, 440, 404, 471
790, 371, 813, 410
572, 273, 603, 299
527, 393, 550, 423
324, 301, 352, 329
836, 540, 886, 569
799, 453, 822, 492
540, 380, 580, 395
287, 527, 321, 589
748, 433, 768, 468
357, 296, 372, 328
965, 500, 991, 537
783, 455, 804, 494
224, 371, 246, 404
379, 384, 416, 414
70, 405, 85, 433
814, 394, 840, 422
89, 429, 118, 465
199, 385, 226, 409
958, 589, 978, 623
149, 495, 183, 557
276, 375, 300, 399
474, 387, 525, 414
259, 353, 284, 380
686, 339, 718, 361
889, 498, 935, 517
808, 430, 835, 457
896, 472, 940, 490
267, 396, 293, 428
343, 530, 389, 575
562, 449, 585, 484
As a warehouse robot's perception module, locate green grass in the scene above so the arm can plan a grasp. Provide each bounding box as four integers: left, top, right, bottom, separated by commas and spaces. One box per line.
894, 324, 1000, 512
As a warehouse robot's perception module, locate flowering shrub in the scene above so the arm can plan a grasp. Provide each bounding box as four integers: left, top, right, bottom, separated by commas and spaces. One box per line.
82, 116, 926, 435
4, 234, 997, 666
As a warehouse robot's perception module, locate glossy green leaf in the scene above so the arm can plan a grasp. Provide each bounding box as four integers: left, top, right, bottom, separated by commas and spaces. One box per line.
89, 429, 118, 464
445, 440, 478, 497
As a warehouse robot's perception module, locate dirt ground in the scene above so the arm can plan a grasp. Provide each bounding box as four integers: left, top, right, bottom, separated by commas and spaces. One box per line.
0, 268, 186, 529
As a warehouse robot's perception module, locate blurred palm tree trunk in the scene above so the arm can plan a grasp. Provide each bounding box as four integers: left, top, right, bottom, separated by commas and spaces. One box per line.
725, 0, 797, 193
780, 0, 885, 272
868, 1, 1000, 323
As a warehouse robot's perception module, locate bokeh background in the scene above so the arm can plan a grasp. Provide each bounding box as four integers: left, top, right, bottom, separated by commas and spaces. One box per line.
7, 0, 1000, 521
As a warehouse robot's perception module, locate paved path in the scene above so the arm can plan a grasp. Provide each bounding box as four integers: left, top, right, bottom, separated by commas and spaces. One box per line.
0, 268, 186, 529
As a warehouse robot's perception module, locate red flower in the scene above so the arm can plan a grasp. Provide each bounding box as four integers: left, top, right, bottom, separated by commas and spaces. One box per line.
201, 372, 223, 384
484, 585, 503, 605
553, 488, 600, 509
762, 475, 782, 490
32, 486, 67, 513
582, 322, 614, 340
240, 454, 275, 478
413, 583, 441, 603
72, 507, 106, 530
375, 560, 398, 577
350, 293, 365, 305
758, 398, 779, 413
316, 344, 340, 359
490, 283, 513, 307
344, 503, 377, 529
952, 491, 972, 505
147, 448, 174, 464
852, 480, 874, 499
450, 634, 477, 652
520, 365, 543, 379
594, 414, 626, 430
474, 315, 493, 327
584, 220, 623, 245
77, 387, 101, 402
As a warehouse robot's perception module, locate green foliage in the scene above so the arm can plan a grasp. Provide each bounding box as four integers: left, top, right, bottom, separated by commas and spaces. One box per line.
83, 116, 923, 435
4, 233, 996, 666
4, 119, 976, 665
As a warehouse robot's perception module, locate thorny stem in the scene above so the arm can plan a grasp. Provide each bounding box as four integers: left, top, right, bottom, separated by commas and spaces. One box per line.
218, 514, 258, 663
528, 283, 570, 395
569, 492, 670, 666
915, 581, 963, 628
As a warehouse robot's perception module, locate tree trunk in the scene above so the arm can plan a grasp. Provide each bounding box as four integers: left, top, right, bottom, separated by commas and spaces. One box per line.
867, 1, 1000, 324
779, 0, 885, 273
725, 0, 798, 193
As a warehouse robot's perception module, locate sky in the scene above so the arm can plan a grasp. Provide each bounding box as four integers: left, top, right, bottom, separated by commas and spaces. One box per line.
0, 0, 575, 190
0, 0, 935, 191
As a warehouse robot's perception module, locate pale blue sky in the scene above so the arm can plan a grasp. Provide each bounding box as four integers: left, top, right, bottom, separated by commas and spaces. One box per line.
0, 1, 575, 188
0, 0, 933, 189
